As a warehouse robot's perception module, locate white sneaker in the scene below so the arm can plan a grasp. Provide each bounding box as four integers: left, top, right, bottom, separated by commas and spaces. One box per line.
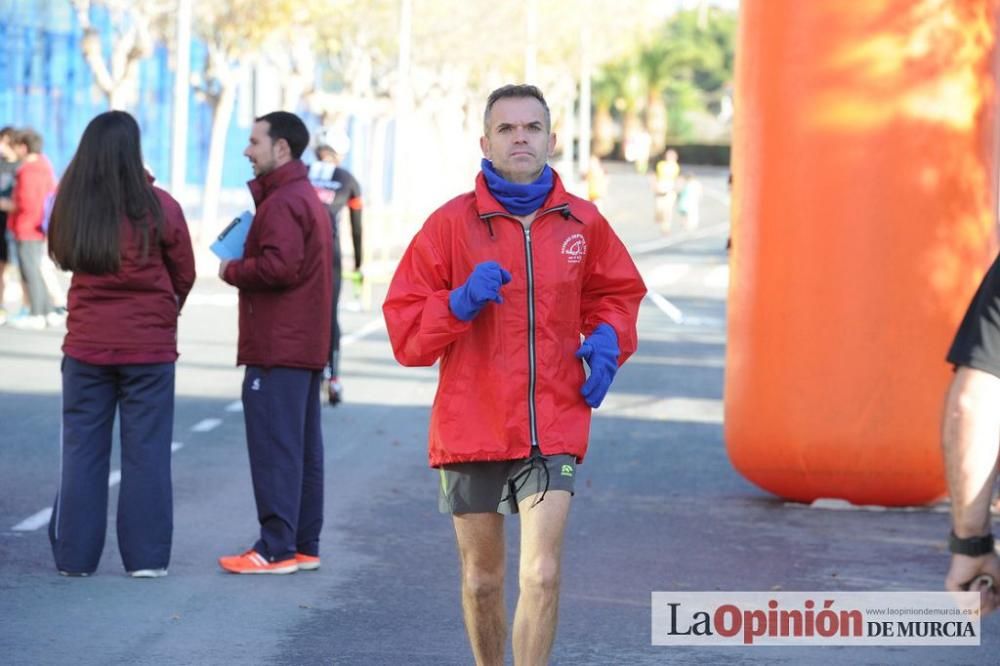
45, 311, 67, 328
9, 314, 46, 330
129, 568, 168, 578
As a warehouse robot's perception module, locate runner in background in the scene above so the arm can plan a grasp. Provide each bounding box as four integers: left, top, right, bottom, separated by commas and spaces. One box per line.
309, 130, 363, 406
653, 148, 680, 233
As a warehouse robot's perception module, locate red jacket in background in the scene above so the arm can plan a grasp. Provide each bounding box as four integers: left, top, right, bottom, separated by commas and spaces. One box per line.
383, 169, 647, 467
9, 155, 56, 241
222, 159, 333, 370
63, 185, 196, 365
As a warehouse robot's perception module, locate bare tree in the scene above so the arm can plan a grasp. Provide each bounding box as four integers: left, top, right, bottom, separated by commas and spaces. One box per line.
191, 0, 308, 237
70, 0, 171, 110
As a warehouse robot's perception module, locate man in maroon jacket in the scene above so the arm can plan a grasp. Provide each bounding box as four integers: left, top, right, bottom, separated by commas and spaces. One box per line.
217, 111, 333, 574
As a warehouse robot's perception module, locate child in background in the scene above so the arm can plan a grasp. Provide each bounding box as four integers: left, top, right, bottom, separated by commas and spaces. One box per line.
676, 171, 702, 231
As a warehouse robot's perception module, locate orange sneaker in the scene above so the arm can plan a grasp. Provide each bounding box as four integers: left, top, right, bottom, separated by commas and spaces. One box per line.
218, 549, 298, 574
295, 553, 320, 571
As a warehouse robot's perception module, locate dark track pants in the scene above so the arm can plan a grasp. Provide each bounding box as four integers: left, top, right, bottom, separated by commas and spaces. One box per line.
242, 366, 324, 561
49, 357, 175, 574
328, 234, 343, 377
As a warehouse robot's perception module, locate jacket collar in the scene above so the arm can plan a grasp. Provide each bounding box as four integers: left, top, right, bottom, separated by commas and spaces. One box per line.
248, 160, 308, 206
474, 166, 574, 219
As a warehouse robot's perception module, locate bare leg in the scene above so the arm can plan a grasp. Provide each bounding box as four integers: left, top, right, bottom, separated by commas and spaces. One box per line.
513, 490, 571, 666
453, 512, 506, 666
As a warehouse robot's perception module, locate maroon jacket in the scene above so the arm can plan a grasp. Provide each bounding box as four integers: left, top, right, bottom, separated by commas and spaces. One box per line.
222, 160, 332, 369
63, 185, 196, 365
9, 155, 56, 241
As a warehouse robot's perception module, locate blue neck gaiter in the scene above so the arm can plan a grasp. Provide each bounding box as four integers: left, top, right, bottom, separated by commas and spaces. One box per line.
481, 159, 553, 215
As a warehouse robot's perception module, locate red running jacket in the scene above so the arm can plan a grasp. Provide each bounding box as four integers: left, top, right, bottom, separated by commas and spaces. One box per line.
383, 169, 646, 467
63, 184, 196, 365
9, 155, 56, 241
222, 160, 332, 370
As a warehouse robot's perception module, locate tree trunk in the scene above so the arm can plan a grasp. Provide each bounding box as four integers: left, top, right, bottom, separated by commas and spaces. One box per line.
109, 85, 128, 111
593, 103, 615, 158
200, 74, 239, 244
646, 94, 668, 155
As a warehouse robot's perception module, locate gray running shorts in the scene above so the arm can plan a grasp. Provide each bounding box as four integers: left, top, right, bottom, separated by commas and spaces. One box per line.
438, 452, 577, 515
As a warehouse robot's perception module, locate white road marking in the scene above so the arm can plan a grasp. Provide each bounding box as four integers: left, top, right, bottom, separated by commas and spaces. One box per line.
678, 315, 725, 328
646, 291, 684, 323
191, 418, 222, 432
630, 222, 730, 256
11, 446, 183, 532
342, 317, 385, 346
704, 264, 729, 289
644, 263, 692, 288
602, 395, 724, 424
803, 498, 949, 514
224, 401, 243, 413
12, 508, 51, 532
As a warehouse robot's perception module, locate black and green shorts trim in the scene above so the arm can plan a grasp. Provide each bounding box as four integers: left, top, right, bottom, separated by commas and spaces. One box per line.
438, 452, 577, 515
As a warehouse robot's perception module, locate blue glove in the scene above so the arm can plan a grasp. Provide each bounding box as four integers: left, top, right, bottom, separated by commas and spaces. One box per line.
574, 323, 620, 408
449, 261, 513, 321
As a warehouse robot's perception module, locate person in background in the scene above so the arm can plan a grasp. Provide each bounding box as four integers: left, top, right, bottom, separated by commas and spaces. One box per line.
384, 84, 646, 665
309, 132, 363, 406
584, 154, 608, 207
217, 111, 332, 575
46, 110, 195, 577
624, 128, 651, 174
0, 127, 57, 329
654, 149, 680, 233
0, 126, 19, 324
675, 171, 703, 231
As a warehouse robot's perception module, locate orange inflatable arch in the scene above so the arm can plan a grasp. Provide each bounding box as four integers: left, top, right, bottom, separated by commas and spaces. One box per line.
726, 0, 1000, 505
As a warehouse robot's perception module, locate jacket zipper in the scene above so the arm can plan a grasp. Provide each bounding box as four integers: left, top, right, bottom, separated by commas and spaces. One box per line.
522, 225, 539, 449
482, 203, 574, 452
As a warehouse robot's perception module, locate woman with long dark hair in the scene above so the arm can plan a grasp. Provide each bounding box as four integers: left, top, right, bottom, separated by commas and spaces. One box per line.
47, 110, 195, 577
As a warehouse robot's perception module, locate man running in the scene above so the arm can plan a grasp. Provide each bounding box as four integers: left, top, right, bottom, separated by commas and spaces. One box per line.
383, 84, 646, 664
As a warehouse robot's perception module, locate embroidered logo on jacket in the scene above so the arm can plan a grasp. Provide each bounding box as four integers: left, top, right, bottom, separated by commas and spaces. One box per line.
561, 234, 587, 264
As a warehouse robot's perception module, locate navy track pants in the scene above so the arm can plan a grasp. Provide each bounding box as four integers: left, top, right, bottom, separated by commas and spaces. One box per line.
49, 356, 175, 574
242, 366, 324, 561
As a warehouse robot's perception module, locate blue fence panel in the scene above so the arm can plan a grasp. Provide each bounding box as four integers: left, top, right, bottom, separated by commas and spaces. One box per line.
0, 1, 389, 196
0, 1, 249, 190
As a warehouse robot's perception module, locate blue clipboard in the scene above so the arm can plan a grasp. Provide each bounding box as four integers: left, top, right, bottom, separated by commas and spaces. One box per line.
210, 210, 254, 260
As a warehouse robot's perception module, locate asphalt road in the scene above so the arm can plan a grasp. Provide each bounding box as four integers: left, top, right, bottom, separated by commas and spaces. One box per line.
1, 165, 997, 665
